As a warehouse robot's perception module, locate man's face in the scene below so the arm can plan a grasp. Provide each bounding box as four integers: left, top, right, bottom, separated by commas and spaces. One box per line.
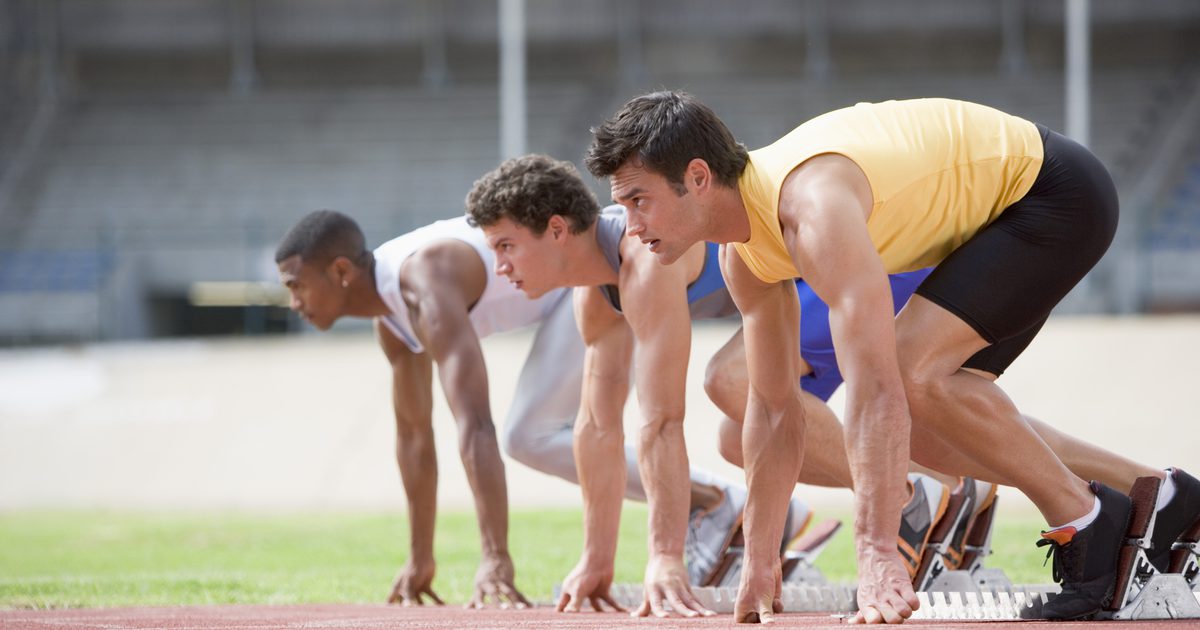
610, 159, 700, 265
482, 217, 567, 299
277, 255, 346, 330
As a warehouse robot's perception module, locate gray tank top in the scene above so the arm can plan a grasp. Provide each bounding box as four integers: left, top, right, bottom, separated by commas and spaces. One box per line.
593, 205, 738, 320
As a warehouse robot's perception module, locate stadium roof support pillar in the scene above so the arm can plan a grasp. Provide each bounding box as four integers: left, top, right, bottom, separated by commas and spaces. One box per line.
1000, 0, 1026, 76
228, 0, 258, 94
37, 0, 61, 101
805, 0, 832, 81
616, 0, 645, 88
499, 0, 526, 159
421, 0, 449, 88
1065, 0, 1090, 148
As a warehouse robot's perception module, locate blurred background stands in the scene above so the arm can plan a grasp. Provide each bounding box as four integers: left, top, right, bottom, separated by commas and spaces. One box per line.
0, 0, 1198, 345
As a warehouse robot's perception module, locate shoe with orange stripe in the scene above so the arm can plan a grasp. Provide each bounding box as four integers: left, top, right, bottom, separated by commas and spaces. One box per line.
897, 474, 950, 582
1024, 482, 1132, 620
943, 478, 997, 572
912, 476, 981, 590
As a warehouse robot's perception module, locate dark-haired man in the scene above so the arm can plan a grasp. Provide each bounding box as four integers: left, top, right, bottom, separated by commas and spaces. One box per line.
585, 93, 1200, 623
275, 209, 757, 607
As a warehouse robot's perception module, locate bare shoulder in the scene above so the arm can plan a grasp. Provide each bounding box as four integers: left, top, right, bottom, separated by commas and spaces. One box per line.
574, 285, 624, 345
719, 242, 775, 302
399, 238, 487, 307
779, 153, 873, 224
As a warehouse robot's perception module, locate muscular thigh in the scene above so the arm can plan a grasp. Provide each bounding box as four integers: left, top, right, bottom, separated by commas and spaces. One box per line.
903, 125, 1118, 375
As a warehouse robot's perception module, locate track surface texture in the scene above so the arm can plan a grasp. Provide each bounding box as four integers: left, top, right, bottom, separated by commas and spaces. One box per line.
2, 605, 1198, 630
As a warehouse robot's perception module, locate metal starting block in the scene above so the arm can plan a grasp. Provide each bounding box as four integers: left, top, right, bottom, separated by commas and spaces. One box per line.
1091, 476, 1200, 620
593, 582, 1055, 617
909, 587, 1056, 620
597, 583, 856, 614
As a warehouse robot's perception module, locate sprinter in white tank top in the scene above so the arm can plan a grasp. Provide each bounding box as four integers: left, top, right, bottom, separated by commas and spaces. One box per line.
275, 209, 755, 608
276, 210, 572, 609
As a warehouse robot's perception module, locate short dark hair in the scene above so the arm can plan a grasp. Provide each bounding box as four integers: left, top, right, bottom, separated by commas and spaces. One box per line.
585, 90, 749, 190
275, 209, 369, 266
466, 154, 601, 235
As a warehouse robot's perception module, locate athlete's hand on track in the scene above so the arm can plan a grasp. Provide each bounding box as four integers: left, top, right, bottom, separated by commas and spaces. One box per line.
467, 552, 531, 610
849, 546, 918, 624
556, 557, 626, 613
733, 554, 784, 624
388, 558, 445, 606
633, 554, 715, 618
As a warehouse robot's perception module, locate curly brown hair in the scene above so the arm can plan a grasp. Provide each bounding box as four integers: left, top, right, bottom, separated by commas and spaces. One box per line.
466, 154, 601, 235
586, 90, 748, 189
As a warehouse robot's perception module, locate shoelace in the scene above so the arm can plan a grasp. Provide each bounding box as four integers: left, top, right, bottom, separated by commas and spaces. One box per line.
1036, 536, 1081, 588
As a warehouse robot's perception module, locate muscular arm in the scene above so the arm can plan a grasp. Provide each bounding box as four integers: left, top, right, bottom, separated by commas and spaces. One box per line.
778, 156, 914, 623
621, 242, 712, 617
574, 287, 634, 569
557, 287, 634, 613
375, 320, 443, 605
720, 246, 807, 623
402, 244, 525, 607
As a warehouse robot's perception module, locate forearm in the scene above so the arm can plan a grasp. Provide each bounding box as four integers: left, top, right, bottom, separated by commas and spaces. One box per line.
844, 391, 910, 550
396, 427, 438, 563
575, 415, 626, 566
742, 393, 806, 566
638, 415, 690, 558
458, 421, 511, 557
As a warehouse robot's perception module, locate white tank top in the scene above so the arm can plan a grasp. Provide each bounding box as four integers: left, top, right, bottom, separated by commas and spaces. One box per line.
373, 216, 566, 353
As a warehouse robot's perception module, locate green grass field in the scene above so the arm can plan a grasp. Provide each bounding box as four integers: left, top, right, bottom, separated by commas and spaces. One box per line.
0, 506, 1054, 609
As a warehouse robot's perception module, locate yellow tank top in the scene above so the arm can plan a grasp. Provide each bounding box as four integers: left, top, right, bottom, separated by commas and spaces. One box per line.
733, 98, 1044, 283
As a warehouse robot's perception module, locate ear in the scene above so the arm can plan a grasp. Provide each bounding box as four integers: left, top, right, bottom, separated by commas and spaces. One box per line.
685, 158, 712, 193
330, 256, 355, 286
548, 214, 570, 241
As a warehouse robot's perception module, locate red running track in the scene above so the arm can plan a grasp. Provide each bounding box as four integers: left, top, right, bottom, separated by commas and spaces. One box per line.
2, 605, 1198, 630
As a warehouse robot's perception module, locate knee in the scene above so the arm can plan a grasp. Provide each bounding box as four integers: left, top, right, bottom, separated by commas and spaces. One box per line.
703, 356, 735, 408
717, 417, 743, 468
499, 421, 541, 468
899, 363, 952, 426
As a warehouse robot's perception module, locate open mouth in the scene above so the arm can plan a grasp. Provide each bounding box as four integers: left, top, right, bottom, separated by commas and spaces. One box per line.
646, 239, 661, 252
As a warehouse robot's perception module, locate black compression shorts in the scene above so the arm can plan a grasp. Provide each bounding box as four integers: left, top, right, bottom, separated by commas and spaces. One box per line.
914, 124, 1119, 376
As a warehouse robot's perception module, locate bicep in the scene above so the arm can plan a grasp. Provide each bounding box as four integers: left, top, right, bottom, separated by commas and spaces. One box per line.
375, 319, 434, 430
778, 178, 899, 389
720, 248, 802, 402
408, 280, 491, 419
620, 264, 694, 416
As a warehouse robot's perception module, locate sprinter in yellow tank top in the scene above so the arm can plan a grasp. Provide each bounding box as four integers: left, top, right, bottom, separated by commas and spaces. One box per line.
587, 92, 1199, 624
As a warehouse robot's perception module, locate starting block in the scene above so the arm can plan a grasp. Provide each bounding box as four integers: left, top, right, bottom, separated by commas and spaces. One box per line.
706, 518, 841, 588
916, 485, 1013, 594
1168, 510, 1200, 590
1097, 476, 1200, 620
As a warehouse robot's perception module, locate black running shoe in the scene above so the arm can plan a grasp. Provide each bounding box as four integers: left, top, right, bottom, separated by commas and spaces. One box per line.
1149, 468, 1200, 572
1027, 482, 1132, 621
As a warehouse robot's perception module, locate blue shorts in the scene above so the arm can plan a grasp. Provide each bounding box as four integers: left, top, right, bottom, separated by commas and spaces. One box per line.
798, 269, 933, 401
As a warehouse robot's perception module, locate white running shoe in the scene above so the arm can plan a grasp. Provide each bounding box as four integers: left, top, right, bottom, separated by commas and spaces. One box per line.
684, 483, 746, 586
